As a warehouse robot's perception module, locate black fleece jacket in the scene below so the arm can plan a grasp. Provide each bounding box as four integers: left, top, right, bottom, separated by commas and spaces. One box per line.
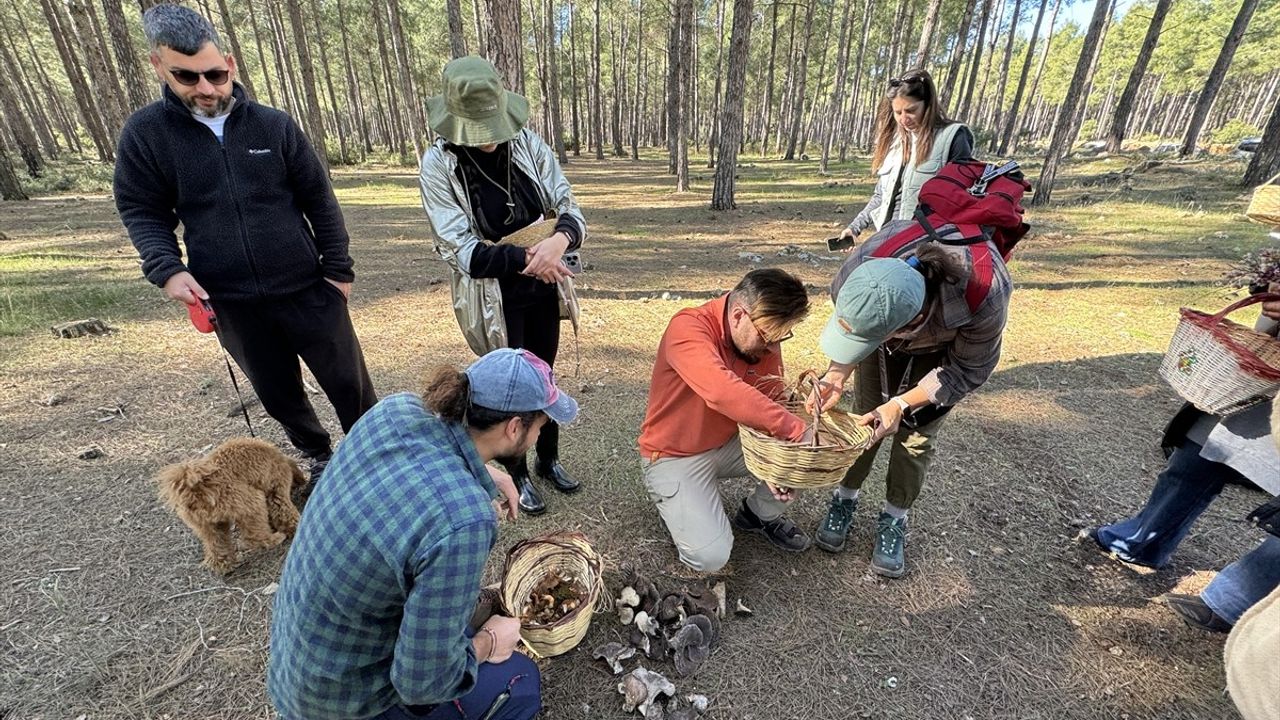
114, 84, 354, 301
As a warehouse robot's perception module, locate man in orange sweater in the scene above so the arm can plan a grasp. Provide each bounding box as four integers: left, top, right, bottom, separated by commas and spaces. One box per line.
638, 269, 814, 573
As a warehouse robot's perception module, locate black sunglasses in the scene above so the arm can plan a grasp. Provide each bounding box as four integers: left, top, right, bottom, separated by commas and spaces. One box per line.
169, 68, 231, 86
888, 75, 925, 89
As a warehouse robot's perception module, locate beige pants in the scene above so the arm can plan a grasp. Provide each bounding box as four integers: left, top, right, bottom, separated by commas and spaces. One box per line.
640, 436, 788, 572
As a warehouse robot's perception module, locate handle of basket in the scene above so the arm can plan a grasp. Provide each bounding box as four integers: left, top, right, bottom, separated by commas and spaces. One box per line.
1210, 293, 1280, 323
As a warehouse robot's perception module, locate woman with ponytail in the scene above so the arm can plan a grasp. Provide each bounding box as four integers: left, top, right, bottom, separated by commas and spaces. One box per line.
839, 69, 974, 246
269, 348, 578, 720
807, 228, 1012, 578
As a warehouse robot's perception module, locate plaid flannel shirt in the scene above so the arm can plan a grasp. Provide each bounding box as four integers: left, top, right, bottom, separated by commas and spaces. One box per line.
268, 393, 498, 720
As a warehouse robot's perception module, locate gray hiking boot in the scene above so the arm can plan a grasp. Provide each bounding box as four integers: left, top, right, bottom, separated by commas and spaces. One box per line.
815, 494, 858, 553
871, 512, 908, 578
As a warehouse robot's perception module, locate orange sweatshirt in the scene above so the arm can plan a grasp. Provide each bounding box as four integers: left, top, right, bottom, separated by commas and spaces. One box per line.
638, 295, 807, 459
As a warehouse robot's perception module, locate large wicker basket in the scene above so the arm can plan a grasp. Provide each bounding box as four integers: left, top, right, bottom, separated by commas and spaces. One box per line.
738, 372, 875, 489
1159, 293, 1280, 415
1246, 172, 1280, 227
499, 531, 604, 658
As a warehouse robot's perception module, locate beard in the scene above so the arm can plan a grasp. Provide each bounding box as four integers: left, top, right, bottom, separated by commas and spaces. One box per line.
183, 93, 232, 118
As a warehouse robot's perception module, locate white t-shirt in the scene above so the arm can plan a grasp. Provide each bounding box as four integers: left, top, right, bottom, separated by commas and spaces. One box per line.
192, 112, 229, 143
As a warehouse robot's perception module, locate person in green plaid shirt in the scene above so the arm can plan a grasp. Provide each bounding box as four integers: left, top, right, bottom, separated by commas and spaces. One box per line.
268, 348, 578, 720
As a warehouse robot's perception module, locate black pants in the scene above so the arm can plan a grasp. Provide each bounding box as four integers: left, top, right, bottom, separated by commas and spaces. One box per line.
210, 281, 377, 457
502, 293, 561, 468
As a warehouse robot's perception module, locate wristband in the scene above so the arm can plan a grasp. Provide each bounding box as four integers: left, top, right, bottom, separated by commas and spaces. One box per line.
480, 627, 498, 662
891, 396, 911, 414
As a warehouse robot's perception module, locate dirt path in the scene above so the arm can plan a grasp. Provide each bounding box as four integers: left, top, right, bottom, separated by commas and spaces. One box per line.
0, 156, 1265, 719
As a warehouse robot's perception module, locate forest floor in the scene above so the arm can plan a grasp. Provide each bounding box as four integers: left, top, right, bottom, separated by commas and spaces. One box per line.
0, 151, 1273, 720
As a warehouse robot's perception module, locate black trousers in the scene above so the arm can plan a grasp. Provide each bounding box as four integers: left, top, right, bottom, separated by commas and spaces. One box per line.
210, 281, 377, 457
502, 292, 561, 468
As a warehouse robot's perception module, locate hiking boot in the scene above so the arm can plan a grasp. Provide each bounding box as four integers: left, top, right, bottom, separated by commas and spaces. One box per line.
1164, 593, 1232, 633
306, 450, 332, 482
815, 494, 858, 553
871, 512, 907, 578
535, 459, 581, 493
732, 499, 811, 553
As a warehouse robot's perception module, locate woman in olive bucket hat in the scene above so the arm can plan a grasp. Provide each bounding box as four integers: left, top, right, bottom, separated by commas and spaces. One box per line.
807, 226, 1012, 579
419, 56, 588, 516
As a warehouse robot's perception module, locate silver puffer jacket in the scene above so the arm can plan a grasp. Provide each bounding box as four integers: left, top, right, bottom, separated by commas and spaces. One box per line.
418, 129, 587, 356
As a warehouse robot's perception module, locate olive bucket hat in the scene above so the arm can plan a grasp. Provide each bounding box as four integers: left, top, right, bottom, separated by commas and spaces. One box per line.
427, 56, 530, 146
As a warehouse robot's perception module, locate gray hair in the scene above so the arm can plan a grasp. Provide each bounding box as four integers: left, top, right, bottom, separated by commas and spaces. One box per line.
142, 4, 223, 55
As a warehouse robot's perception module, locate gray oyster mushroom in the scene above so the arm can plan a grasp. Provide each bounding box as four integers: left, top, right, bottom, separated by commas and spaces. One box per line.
618, 667, 676, 715
593, 641, 636, 675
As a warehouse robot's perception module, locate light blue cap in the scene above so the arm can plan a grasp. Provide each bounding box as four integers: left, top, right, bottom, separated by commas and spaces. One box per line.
463, 348, 578, 424
820, 258, 927, 365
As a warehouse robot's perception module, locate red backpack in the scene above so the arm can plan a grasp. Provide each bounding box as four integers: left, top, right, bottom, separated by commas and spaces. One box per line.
871, 160, 1030, 312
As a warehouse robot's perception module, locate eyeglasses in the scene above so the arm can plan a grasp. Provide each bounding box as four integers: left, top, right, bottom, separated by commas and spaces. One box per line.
169, 67, 231, 86
749, 315, 794, 344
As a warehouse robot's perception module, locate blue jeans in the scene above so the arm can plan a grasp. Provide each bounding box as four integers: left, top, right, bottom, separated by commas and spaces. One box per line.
375, 653, 541, 720
1096, 440, 1280, 624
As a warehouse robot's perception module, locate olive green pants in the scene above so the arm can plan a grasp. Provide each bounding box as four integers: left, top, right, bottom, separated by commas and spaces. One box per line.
838, 349, 949, 510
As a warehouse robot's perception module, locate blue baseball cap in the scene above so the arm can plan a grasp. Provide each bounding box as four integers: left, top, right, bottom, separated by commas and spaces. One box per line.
819, 258, 927, 365
463, 348, 578, 425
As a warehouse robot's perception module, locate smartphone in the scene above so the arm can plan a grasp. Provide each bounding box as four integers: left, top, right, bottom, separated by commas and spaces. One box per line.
562, 252, 583, 274
826, 235, 856, 252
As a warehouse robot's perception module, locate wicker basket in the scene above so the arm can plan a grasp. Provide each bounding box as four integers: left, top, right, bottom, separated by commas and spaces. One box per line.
738, 372, 875, 489
1246, 173, 1280, 227
1159, 293, 1280, 415
499, 531, 604, 658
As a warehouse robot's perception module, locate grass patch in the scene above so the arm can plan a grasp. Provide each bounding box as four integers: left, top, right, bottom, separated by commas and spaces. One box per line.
0, 252, 145, 336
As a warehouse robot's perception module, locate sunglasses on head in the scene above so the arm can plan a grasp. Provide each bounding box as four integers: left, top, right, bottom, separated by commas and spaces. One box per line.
169, 68, 231, 86
888, 75, 924, 89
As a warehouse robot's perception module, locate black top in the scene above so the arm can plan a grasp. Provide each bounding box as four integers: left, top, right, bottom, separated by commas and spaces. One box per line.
449, 142, 580, 306
114, 83, 353, 300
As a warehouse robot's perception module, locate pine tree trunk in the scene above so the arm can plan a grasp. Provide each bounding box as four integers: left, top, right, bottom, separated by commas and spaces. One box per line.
610, 22, 626, 156
335, 0, 369, 156
798, 2, 833, 157
267, 0, 300, 117
1244, 92, 1280, 186
590, 0, 604, 159
207, 0, 256, 101
387, 0, 426, 157
782, 0, 814, 160
706, 0, 726, 167
370, 0, 407, 156
304, 0, 348, 162
0, 129, 27, 200
1179, 0, 1261, 157
939, 0, 977, 107
0, 68, 42, 176
39, 0, 115, 161
6, 9, 79, 153
772, 3, 797, 155
996, 0, 1045, 154
711, 0, 754, 209
67, 0, 127, 138
1008, 0, 1060, 150
448, 0, 469, 56
820, 0, 854, 172
1031, 0, 1111, 207
838, 0, 875, 161
284, 0, 330, 170
472, 0, 489, 55
104, 0, 153, 109
0, 16, 58, 157
487, 0, 526, 94
568, 0, 581, 154
546, 0, 568, 162
759, 0, 778, 156
675, 0, 693, 190
986, 0, 1022, 143
914, 0, 944, 70
974, 0, 1005, 128
959, 0, 993, 120
243, 0, 277, 106
1068, 0, 1113, 138
667, 0, 681, 173
630, 0, 644, 159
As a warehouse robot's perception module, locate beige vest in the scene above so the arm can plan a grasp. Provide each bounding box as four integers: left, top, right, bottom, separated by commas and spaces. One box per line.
871, 122, 965, 231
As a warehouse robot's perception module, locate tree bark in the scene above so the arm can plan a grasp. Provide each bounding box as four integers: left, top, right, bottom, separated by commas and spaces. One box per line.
448, 0, 469, 56
782, 0, 815, 160
243, 0, 277, 106
772, 2, 797, 155
959, 0, 993, 120
266, 0, 300, 117
39, 0, 115, 161
1032, 0, 1111, 207
67, 0, 127, 138
675, 0, 693, 190
986, 0, 1022, 143
207, 0, 256, 101
386, 0, 426, 157
0, 128, 27, 200
711, 0, 754, 209
1244, 93, 1280, 186
334, 0, 369, 156
758, 0, 778, 156
820, 0, 854, 172
0, 12, 57, 156
1008, 0, 1060, 151
487, 0, 526, 94
305, 0, 348, 163
545, 0, 567, 162
706, 0, 726, 167
103, 0, 153, 109
370, 0, 407, 156
1104, 0, 1171, 151
284, 0, 330, 170
630, 0, 644, 159
1179, 0, 1261, 157
0, 66, 42, 176
590, 0, 604, 159
913, 0, 944, 70
996, 0, 1046, 154
939, 0, 977, 107
974, 0, 1005, 128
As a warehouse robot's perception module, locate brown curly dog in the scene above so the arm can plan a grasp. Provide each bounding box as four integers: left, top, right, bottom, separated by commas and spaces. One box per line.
157, 437, 307, 573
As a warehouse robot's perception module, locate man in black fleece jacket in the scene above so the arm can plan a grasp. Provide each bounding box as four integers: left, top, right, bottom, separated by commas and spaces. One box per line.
114, 5, 376, 475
